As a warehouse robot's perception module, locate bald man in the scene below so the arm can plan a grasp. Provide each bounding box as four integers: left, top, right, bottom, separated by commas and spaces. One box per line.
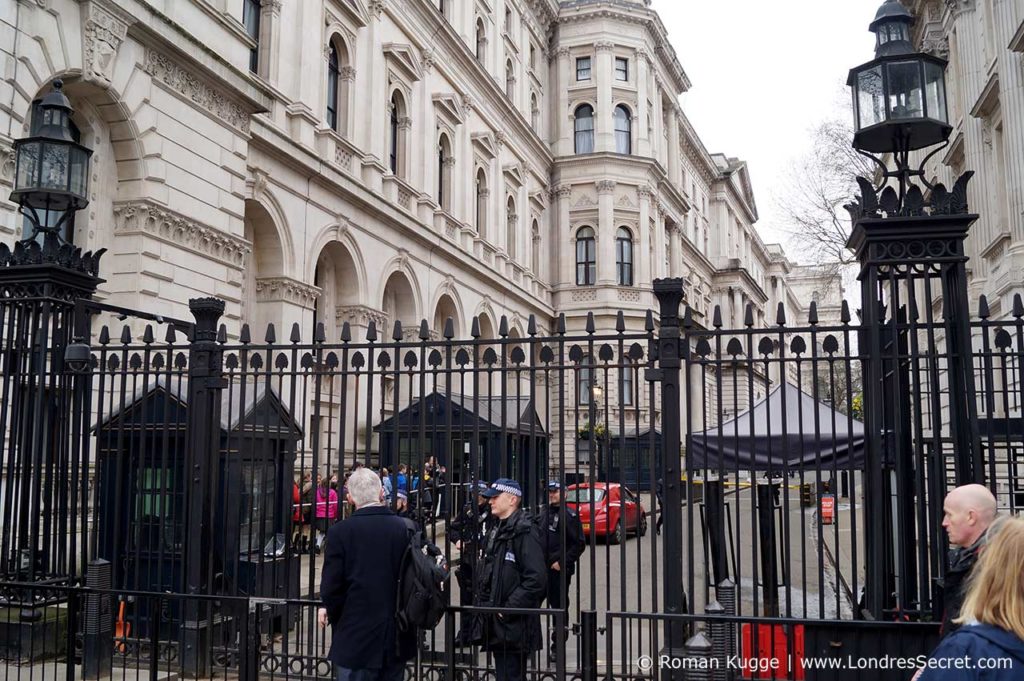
939, 484, 997, 635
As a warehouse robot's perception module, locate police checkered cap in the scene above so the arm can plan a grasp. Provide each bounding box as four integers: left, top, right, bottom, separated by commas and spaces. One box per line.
482, 478, 522, 498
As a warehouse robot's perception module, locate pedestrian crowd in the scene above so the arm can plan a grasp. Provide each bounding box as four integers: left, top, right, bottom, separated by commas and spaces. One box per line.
313, 468, 586, 681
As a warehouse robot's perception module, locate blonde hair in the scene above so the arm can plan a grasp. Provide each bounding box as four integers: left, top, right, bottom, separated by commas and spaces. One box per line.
955, 515, 1024, 639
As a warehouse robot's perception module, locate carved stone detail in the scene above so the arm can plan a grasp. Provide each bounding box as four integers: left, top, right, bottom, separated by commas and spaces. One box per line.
337, 304, 388, 329
144, 49, 251, 132
113, 200, 251, 268
0, 144, 14, 185
83, 1, 130, 86
255, 276, 321, 309
595, 41, 616, 52
335, 143, 354, 170
340, 66, 357, 82
596, 180, 617, 194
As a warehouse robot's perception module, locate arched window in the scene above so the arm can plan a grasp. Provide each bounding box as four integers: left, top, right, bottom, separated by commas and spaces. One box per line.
531, 219, 540, 274
616, 227, 633, 286
326, 42, 340, 131
505, 59, 515, 101
614, 105, 632, 154
388, 91, 407, 177
531, 93, 539, 130
506, 196, 517, 260
475, 168, 488, 237
574, 105, 594, 154
576, 227, 596, 286
438, 133, 452, 209
475, 19, 486, 64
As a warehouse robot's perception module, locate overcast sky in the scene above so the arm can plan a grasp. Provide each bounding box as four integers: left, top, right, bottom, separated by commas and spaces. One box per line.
655, 0, 881, 252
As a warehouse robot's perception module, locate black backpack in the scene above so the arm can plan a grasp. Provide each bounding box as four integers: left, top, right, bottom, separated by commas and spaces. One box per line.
395, 522, 450, 634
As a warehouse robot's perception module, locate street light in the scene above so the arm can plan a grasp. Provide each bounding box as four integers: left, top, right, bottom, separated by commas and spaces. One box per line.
10, 79, 92, 246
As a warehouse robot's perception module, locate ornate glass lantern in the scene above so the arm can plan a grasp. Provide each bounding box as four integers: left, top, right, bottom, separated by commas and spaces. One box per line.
9, 80, 92, 243
847, 0, 951, 154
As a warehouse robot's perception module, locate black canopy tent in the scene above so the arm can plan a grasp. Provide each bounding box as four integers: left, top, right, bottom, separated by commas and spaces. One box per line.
687, 383, 866, 471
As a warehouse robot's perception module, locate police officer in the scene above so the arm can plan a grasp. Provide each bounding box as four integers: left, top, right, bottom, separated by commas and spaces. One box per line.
539, 480, 586, 663
448, 480, 491, 646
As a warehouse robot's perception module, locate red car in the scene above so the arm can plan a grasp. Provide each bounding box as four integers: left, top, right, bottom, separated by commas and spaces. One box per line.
565, 482, 648, 544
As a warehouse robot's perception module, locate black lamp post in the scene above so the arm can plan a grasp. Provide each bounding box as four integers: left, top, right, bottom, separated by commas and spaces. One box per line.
847, 0, 957, 212
845, 0, 982, 620
10, 79, 93, 246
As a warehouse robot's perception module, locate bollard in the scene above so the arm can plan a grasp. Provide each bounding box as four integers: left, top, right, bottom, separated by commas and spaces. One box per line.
704, 601, 729, 681
83, 559, 113, 679
682, 630, 714, 681
581, 609, 598, 681
716, 578, 738, 663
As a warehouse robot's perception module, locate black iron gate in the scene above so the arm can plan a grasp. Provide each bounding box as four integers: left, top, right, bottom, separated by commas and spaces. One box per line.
1, 239, 1022, 680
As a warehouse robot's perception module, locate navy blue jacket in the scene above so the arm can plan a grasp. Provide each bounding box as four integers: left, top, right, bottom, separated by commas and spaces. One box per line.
919, 623, 1024, 681
320, 505, 417, 669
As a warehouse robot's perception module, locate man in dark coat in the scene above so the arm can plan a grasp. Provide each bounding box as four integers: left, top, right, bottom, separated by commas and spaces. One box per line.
539, 480, 586, 663
476, 478, 547, 681
319, 468, 417, 681
939, 484, 997, 635
449, 480, 491, 645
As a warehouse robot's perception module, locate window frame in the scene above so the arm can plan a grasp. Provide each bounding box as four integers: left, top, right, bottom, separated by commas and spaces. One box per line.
615, 57, 629, 81
616, 226, 634, 286
576, 56, 592, 81
614, 104, 632, 155
574, 104, 595, 154
576, 226, 596, 286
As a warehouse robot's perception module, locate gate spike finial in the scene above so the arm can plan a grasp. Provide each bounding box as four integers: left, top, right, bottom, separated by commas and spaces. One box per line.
808, 301, 818, 325
840, 301, 851, 324
341, 322, 352, 342
120, 326, 132, 345
586, 312, 595, 334
239, 324, 251, 344
616, 311, 625, 333
165, 325, 177, 344
419, 320, 430, 341
977, 296, 990, 320
315, 322, 326, 343
444, 318, 455, 339
527, 314, 537, 336
1012, 294, 1023, 319
143, 325, 155, 344
290, 323, 302, 343
392, 320, 403, 341
264, 323, 276, 344
776, 302, 786, 327
645, 309, 655, 331
744, 304, 754, 328
99, 326, 110, 345
365, 320, 377, 342
218, 324, 228, 344
712, 305, 723, 328
471, 316, 481, 338
499, 315, 509, 338
557, 313, 566, 335
682, 306, 693, 328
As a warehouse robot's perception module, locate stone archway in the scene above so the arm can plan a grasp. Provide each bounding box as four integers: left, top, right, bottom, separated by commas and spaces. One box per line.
314, 241, 360, 340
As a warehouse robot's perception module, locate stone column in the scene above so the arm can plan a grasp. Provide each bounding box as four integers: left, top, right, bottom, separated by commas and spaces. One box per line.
597, 180, 617, 284
418, 57, 433, 203
670, 218, 683, 278
995, 0, 1024, 242
595, 41, 615, 152
636, 49, 651, 157
732, 287, 743, 327
490, 139, 502, 244
555, 185, 572, 288
556, 48, 572, 156
461, 97, 474, 221
667, 106, 681, 186
638, 185, 653, 286
260, 0, 282, 83
367, 4, 386, 166
518, 182, 529, 263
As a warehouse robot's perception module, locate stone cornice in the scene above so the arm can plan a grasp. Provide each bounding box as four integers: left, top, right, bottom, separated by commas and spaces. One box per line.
255, 276, 321, 309
144, 48, 253, 132
113, 199, 251, 269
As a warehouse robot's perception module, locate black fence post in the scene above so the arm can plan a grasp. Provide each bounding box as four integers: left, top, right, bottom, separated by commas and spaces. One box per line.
653, 278, 688, 680
180, 298, 226, 679
580, 609, 598, 681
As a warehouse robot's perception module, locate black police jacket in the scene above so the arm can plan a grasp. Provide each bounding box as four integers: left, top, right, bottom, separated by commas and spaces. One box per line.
476, 509, 547, 652
539, 503, 586, 574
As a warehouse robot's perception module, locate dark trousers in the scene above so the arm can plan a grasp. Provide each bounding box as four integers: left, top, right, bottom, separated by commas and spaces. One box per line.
455, 565, 474, 638
492, 650, 526, 681
334, 657, 405, 681
546, 568, 573, 651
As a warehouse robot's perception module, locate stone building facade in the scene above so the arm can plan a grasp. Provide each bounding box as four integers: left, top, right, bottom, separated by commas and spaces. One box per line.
907, 0, 1024, 314
0, 0, 836, 455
